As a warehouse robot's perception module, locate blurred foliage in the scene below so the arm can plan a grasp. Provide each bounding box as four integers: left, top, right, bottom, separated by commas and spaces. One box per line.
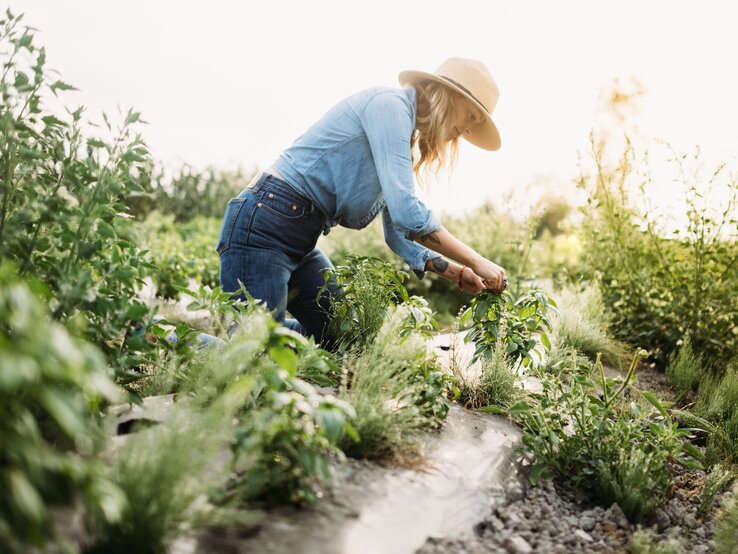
0, 263, 125, 552
133, 214, 220, 299
128, 162, 254, 223
579, 139, 738, 370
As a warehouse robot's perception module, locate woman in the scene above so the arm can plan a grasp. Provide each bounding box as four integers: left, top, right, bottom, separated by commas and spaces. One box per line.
216, 57, 507, 350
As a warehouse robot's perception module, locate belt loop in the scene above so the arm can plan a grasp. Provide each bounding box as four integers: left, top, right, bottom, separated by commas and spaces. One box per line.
247, 171, 269, 192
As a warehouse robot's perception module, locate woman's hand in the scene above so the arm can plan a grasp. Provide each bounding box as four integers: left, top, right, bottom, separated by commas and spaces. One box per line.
459, 267, 486, 293
472, 258, 507, 292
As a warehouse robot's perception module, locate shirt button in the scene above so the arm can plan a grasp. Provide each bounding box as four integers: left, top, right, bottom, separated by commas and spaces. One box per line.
268, 193, 274, 199
257, 202, 263, 207
292, 205, 297, 210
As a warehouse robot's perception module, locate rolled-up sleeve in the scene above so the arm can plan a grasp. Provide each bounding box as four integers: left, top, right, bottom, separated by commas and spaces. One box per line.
360, 92, 442, 240
382, 206, 442, 278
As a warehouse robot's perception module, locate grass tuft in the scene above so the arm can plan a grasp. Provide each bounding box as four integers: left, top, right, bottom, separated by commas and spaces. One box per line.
552, 284, 629, 368
665, 336, 703, 400
337, 307, 439, 461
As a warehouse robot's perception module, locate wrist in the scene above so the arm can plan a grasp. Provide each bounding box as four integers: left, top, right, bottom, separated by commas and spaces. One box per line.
468, 254, 483, 274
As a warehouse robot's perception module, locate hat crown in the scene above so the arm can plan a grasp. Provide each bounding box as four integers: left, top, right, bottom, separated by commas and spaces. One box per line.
435, 57, 499, 115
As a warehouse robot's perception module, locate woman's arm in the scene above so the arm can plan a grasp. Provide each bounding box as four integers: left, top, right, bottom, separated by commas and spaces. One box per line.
425, 257, 486, 293
415, 226, 507, 291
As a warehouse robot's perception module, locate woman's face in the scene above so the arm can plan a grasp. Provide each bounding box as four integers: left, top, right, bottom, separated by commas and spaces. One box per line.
447, 95, 485, 142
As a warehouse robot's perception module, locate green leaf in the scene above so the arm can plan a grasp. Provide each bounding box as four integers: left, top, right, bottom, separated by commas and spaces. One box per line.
8, 469, 45, 523
540, 332, 551, 350
125, 111, 142, 125
39, 388, 85, 440
529, 464, 550, 485
50, 79, 78, 94
639, 390, 668, 417
269, 346, 298, 375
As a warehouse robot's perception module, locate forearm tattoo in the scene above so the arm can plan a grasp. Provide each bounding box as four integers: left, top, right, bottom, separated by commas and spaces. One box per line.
418, 231, 442, 245
428, 257, 449, 274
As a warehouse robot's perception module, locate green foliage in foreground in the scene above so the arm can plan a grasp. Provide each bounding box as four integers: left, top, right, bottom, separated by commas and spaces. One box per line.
0, 263, 124, 552
495, 351, 697, 523
83, 409, 239, 554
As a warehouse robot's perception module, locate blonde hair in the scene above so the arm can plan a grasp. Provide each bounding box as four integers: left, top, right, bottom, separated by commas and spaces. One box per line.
410, 81, 461, 183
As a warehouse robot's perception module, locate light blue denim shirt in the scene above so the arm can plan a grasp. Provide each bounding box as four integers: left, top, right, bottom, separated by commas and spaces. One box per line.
272, 86, 443, 277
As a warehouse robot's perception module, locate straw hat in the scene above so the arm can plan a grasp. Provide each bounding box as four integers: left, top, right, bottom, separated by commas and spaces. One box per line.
398, 57, 501, 151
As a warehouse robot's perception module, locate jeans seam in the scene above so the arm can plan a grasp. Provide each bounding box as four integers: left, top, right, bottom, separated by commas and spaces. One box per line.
217, 198, 247, 255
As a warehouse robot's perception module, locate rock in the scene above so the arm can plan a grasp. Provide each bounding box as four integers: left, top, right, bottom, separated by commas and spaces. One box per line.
694, 526, 706, 539
574, 529, 594, 542
488, 515, 506, 533
653, 508, 671, 532
563, 515, 579, 528
504, 512, 523, 526
503, 534, 533, 554
605, 503, 629, 529
580, 515, 596, 531
684, 514, 699, 529
507, 485, 525, 502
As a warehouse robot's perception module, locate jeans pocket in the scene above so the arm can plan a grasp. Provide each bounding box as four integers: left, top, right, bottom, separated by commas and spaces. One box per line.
216, 197, 246, 254
259, 189, 310, 220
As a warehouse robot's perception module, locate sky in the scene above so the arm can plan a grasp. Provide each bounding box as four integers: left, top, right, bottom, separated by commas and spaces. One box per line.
8, 0, 738, 218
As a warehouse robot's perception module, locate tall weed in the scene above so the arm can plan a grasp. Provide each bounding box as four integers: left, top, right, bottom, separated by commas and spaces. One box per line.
504, 352, 694, 522
580, 139, 738, 369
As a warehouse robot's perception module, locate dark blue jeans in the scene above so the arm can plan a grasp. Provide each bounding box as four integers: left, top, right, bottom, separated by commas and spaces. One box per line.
217, 173, 339, 350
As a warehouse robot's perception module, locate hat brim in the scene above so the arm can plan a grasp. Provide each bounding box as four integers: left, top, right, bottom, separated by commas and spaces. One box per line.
398, 70, 501, 151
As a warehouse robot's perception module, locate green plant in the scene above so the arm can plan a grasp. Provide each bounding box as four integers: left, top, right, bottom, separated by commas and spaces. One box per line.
630, 529, 685, 554
182, 301, 357, 506
715, 484, 738, 554
134, 214, 221, 299
456, 318, 519, 409
462, 288, 557, 368
337, 306, 452, 460
499, 351, 696, 522
83, 407, 240, 554
580, 138, 738, 369
0, 263, 124, 552
542, 345, 594, 377
0, 10, 154, 375
321, 255, 413, 350
130, 163, 253, 223
699, 464, 737, 517
665, 336, 704, 400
